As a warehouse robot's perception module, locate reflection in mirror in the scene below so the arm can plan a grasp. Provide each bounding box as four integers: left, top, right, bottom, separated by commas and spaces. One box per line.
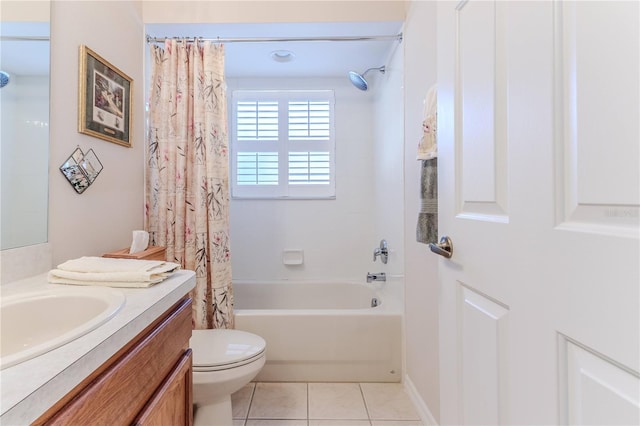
60, 148, 90, 194
0, 18, 50, 250
81, 149, 104, 183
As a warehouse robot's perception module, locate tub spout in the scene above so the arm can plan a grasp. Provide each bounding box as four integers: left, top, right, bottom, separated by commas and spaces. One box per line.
366, 272, 386, 283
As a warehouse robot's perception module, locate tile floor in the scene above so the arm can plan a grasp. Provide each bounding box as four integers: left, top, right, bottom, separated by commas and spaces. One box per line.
230, 382, 424, 426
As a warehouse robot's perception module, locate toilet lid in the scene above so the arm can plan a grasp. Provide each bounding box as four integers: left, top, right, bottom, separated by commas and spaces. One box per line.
190, 329, 266, 368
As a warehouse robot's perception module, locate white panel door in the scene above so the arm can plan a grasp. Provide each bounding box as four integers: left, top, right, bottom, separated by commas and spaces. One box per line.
436, 1, 639, 424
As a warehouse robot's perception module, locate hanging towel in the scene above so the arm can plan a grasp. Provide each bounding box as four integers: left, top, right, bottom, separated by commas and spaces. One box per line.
48, 256, 180, 288
417, 84, 437, 161
416, 85, 438, 244
417, 158, 438, 244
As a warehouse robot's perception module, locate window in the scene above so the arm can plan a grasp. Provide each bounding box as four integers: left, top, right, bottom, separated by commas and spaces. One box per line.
231, 90, 335, 199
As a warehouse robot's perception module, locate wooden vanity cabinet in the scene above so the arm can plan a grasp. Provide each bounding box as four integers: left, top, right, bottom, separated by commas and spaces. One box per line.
34, 297, 193, 426
134, 349, 192, 425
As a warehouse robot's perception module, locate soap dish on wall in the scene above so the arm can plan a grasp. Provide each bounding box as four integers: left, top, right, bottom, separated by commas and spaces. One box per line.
283, 249, 304, 266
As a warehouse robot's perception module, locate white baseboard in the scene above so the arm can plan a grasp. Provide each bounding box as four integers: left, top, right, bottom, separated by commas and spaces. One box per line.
404, 374, 439, 426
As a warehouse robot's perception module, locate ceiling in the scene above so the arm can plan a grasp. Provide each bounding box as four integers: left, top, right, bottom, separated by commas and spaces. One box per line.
146, 21, 404, 78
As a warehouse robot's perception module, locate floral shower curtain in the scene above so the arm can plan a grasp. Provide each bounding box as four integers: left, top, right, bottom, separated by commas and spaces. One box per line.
146, 39, 234, 329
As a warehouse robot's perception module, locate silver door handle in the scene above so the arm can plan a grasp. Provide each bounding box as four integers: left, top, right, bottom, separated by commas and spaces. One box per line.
429, 236, 453, 259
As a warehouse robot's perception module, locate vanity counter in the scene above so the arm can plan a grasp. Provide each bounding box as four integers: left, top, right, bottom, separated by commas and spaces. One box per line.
0, 269, 195, 425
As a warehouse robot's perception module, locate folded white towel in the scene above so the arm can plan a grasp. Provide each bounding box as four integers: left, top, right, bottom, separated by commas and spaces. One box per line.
47, 276, 172, 288
57, 256, 168, 273
48, 256, 180, 288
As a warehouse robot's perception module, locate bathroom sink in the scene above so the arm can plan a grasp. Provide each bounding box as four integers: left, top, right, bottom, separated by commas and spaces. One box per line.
0, 287, 125, 370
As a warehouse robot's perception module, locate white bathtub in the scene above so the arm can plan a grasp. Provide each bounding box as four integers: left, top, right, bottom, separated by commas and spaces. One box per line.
233, 280, 402, 383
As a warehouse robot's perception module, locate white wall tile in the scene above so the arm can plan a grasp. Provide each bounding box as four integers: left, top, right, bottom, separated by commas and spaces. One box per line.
228, 77, 376, 282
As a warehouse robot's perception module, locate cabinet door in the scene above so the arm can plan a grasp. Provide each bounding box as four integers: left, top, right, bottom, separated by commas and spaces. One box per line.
37, 299, 192, 426
134, 349, 193, 426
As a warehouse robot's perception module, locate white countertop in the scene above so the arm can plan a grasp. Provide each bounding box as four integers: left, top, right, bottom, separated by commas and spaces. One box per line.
0, 269, 195, 425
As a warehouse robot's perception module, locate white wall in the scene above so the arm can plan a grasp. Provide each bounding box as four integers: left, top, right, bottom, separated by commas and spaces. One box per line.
0, 0, 49, 22
402, 1, 440, 422
49, 1, 145, 265
228, 77, 376, 282
143, 0, 406, 24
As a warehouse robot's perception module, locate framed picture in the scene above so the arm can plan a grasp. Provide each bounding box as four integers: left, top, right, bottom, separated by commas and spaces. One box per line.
78, 45, 132, 147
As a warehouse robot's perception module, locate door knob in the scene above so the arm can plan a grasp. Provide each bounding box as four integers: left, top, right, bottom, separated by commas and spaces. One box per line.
429, 236, 453, 259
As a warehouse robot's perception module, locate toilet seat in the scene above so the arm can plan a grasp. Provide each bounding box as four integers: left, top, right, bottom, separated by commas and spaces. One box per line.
190, 329, 266, 372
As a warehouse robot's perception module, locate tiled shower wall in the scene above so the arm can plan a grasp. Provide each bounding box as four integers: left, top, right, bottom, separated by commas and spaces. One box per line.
228, 77, 384, 282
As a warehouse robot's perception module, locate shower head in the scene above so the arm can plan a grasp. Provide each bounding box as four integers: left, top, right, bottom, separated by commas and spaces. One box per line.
348, 66, 386, 91
0, 71, 9, 88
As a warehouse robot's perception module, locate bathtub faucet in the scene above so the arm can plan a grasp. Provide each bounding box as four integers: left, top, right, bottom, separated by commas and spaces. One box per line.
366, 272, 386, 283
373, 239, 389, 264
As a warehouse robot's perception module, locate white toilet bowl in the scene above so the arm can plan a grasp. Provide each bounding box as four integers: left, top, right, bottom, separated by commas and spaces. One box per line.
190, 329, 266, 426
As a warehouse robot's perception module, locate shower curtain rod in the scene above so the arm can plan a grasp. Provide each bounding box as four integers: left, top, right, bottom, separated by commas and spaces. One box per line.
146, 33, 402, 44
0, 36, 49, 41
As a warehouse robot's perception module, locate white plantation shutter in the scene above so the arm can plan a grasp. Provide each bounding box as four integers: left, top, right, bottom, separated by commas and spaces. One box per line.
288, 152, 330, 185
288, 101, 331, 140
288, 100, 331, 186
231, 91, 335, 199
237, 152, 278, 185
236, 101, 278, 141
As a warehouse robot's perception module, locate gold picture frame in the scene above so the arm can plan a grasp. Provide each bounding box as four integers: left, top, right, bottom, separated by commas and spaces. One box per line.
78, 45, 132, 147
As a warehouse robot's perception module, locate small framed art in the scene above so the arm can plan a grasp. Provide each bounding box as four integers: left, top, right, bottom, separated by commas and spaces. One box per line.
78, 45, 132, 147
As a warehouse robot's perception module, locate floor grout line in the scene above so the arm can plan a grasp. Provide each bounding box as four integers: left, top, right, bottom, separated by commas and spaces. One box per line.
307, 381, 312, 424
359, 382, 373, 423
245, 382, 256, 423
237, 381, 423, 425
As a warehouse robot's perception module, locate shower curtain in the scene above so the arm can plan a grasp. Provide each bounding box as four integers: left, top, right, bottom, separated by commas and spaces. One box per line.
146, 39, 234, 329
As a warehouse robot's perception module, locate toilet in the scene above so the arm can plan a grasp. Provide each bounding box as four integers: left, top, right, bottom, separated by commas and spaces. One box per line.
190, 329, 266, 426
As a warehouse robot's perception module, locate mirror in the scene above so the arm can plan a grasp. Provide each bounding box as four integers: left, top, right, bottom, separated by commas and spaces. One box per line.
0, 2, 50, 250
59, 147, 103, 194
